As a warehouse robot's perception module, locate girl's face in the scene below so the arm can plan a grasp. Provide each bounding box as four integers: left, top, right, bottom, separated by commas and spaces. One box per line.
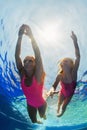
60, 58, 73, 71
23, 56, 35, 74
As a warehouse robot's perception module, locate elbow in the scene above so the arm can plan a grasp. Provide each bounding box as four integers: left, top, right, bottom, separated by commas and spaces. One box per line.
78, 53, 80, 59
76, 51, 80, 59
76, 53, 80, 61
15, 52, 17, 61
15, 52, 20, 62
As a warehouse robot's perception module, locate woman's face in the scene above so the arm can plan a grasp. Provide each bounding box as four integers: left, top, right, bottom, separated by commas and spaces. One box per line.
23, 56, 35, 74
60, 58, 73, 70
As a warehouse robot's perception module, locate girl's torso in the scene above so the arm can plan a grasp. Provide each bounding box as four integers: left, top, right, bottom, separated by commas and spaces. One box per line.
59, 72, 76, 97
21, 75, 45, 108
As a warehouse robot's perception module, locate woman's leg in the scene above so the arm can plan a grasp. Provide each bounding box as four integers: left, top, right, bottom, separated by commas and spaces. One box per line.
38, 102, 47, 119
27, 104, 37, 123
57, 93, 64, 114
57, 96, 72, 117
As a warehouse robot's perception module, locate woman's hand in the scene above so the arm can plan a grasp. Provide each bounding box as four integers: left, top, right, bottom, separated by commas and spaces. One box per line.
24, 25, 33, 39
71, 31, 77, 43
18, 24, 25, 36
47, 87, 55, 98
18, 24, 33, 39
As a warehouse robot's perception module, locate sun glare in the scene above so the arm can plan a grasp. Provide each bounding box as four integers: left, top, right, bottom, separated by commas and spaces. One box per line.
38, 21, 63, 45
42, 25, 57, 42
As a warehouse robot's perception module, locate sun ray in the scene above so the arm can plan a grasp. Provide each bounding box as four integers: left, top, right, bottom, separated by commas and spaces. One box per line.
35, 20, 64, 47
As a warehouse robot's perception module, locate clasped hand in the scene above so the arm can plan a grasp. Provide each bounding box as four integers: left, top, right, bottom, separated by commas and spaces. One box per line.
18, 24, 33, 39
47, 87, 55, 98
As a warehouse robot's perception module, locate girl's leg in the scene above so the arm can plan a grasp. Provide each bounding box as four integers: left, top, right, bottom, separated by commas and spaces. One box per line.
27, 104, 37, 123
38, 102, 47, 119
57, 93, 64, 114
57, 96, 72, 117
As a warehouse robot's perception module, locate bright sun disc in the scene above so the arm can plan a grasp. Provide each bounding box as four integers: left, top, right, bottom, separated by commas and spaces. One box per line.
38, 21, 63, 45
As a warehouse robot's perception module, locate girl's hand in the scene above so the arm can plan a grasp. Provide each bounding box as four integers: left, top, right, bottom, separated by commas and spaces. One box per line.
47, 87, 55, 98
18, 24, 25, 36
71, 31, 77, 43
24, 25, 33, 39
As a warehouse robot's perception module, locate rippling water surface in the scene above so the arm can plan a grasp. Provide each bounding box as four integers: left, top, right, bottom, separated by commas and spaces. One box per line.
0, 0, 87, 130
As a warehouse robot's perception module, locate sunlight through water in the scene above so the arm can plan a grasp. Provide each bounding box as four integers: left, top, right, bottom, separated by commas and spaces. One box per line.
0, 0, 87, 130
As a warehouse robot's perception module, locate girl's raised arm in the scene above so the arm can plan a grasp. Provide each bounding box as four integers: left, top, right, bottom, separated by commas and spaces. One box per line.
71, 31, 80, 81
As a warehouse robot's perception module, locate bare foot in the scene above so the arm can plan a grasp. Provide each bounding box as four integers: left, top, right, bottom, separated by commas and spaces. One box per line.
57, 112, 63, 117
43, 115, 47, 120
36, 120, 43, 124
57, 108, 65, 117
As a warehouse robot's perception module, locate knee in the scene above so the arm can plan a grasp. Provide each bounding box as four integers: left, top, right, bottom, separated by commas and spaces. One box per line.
62, 104, 67, 112
39, 114, 43, 118
40, 114, 46, 119
32, 120, 36, 123
58, 101, 62, 106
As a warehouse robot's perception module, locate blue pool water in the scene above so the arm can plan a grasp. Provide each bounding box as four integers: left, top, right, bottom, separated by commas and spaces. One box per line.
0, 0, 87, 130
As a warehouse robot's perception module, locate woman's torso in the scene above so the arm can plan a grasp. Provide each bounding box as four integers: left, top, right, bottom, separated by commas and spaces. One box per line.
59, 72, 76, 97
21, 75, 45, 108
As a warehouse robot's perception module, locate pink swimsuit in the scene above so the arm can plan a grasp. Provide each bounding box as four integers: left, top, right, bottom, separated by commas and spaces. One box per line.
21, 76, 45, 108
60, 81, 76, 97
